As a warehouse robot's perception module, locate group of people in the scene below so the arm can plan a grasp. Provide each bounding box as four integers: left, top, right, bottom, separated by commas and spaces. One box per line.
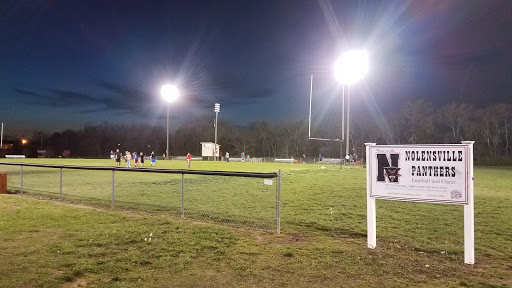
345, 153, 358, 165
110, 149, 195, 168
111, 149, 156, 167
223, 152, 247, 163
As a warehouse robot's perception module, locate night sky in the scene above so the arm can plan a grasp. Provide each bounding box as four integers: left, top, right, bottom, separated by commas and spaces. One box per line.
1, 0, 512, 136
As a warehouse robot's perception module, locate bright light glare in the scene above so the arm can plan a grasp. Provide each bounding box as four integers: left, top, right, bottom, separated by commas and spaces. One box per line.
21, 139, 28, 144
334, 50, 369, 85
160, 84, 179, 103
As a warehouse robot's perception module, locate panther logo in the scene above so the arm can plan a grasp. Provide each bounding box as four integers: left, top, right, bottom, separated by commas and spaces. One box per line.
384, 166, 401, 183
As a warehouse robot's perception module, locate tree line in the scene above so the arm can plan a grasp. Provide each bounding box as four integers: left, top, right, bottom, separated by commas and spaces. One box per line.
8, 100, 512, 164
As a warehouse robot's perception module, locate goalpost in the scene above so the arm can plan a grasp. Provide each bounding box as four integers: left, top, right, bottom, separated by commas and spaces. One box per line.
308, 75, 345, 168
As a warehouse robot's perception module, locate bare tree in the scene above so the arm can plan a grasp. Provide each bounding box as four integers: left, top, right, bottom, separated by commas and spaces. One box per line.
439, 103, 476, 143
401, 99, 435, 144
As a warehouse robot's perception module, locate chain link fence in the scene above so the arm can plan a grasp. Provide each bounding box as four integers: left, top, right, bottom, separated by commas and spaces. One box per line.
0, 162, 281, 233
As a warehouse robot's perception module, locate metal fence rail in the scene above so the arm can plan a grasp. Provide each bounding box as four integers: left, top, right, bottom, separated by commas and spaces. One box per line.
0, 162, 282, 233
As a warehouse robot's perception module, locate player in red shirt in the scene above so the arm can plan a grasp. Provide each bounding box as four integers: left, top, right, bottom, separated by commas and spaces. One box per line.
186, 153, 192, 168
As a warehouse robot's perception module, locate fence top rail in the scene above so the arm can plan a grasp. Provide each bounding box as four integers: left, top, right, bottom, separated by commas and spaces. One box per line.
0, 162, 278, 178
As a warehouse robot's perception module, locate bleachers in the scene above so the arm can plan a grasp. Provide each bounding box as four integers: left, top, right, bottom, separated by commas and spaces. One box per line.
5, 155, 25, 158
316, 158, 341, 165
274, 158, 295, 163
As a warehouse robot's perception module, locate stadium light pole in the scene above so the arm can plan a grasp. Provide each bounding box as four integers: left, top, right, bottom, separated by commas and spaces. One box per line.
161, 84, 179, 160
334, 50, 369, 166
214, 103, 220, 161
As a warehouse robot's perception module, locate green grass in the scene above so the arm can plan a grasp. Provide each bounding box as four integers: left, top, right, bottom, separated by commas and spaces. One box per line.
0, 159, 511, 287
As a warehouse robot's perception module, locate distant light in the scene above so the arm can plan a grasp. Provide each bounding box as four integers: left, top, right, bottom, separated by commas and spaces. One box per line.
334, 50, 369, 85
21, 139, 28, 144
214, 103, 220, 113
161, 84, 179, 103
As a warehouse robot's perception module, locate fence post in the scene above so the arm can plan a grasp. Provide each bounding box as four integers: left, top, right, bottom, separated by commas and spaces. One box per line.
59, 168, 63, 200
20, 165, 23, 194
111, 170, 115, 208
277, 169, 281, 234
181, 173, 184, 219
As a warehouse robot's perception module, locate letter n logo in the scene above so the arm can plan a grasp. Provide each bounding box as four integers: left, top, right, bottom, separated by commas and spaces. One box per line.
377, 153, 401, 183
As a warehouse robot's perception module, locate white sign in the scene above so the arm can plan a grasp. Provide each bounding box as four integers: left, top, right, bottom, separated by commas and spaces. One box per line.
264, 179, 273, 186
365, 142, 475, 265
368, 145, 469, 204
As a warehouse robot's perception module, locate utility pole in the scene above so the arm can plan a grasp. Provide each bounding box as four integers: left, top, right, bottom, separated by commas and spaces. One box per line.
214, 103, 220, 161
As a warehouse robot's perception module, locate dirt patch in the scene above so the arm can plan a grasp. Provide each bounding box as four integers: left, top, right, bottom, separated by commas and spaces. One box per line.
251, 231, 309, 245
65, 278, 89, 287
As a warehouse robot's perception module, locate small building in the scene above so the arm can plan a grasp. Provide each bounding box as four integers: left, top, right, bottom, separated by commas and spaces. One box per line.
200, 142, 220, 157
37, 150, 47, 158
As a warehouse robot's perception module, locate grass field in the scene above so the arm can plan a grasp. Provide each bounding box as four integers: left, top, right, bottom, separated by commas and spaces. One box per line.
1, 159, 511, 287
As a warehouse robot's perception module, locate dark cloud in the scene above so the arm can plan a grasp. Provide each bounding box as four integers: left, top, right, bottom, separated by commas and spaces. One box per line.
78, 109, 102, 114
14, 88, 96, 107
96, 81, 153, 113
218, 87, 278, 108
46, 88, 99, 105
15, 78, 277, 116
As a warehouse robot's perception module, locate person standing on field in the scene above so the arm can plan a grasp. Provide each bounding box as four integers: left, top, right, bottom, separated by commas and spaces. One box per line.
225, 151, 230, 163
186, 152, 192, 168
241, 152, 245, 163
133, 152, 138, 167
140, 152, 144, 167
125, 151, 132, 167
115, 149, 122, 167
150, 151, 156, 167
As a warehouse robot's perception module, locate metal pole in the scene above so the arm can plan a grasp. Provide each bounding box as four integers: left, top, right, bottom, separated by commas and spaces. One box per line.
214, 112, 218, 161
166, 103, 169, 160
346, 86, 350, 159
20, 165, 23, 194
309, 75, 313, 138
277, 169, 281, 234
111, 170, 115, 208
1, 122, 3, 149
181, 174, 184, 219
59, 168, 62, 200
340, 86, 344, 169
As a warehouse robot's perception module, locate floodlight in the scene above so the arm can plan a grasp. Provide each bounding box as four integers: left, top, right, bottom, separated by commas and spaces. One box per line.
214, 103, 220, 113
334, 50, 369, 85
160, 84, 179, 103
21, 139, 28, 144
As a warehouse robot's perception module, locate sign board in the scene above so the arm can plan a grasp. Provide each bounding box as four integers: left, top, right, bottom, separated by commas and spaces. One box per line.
368, 145, 469, 204
365, 142, 475, 264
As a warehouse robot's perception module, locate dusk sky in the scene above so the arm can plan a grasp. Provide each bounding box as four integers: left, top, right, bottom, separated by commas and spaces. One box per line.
1, 0, 511, 136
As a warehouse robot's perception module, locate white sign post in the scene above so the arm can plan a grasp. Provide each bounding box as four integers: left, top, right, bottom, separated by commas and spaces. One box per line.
365, 141, 475, 264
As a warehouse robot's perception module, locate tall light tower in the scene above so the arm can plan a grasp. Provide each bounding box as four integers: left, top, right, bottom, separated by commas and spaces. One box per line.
161, 84, 179, 160
214, 103, 220, 161
334, 50, 369, 165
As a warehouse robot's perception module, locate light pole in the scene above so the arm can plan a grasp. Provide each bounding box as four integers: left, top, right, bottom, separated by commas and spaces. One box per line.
214, 103, 220, 161
334, 50, 369, 166
161, 84, 179, 160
